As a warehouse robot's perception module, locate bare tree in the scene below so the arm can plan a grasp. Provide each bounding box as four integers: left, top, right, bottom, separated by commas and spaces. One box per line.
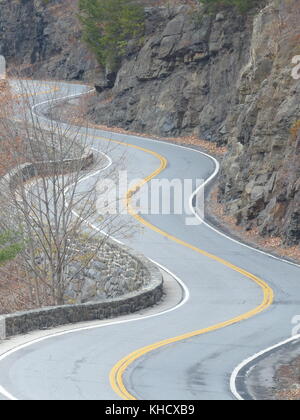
0, 78, 129, 310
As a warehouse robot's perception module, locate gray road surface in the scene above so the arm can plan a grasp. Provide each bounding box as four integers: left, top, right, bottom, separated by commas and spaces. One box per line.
0, 80, 299, 400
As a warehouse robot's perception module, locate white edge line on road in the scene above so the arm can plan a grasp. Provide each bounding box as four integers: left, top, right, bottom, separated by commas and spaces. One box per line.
29, 79, 300, 270
0, 266, 189, 401
0, 258, 189, 401
2, 80, 299, 401
93, 130, 300, 270
230, 333, 300, 400
0, 83, 190, 400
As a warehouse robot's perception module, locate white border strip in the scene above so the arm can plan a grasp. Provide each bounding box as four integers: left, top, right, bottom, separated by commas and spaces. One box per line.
0, 81, 190, 401
0, 261, 189, 401
3, 79, 299, 402
230, 334, 300, 400
29, 79, 300, 269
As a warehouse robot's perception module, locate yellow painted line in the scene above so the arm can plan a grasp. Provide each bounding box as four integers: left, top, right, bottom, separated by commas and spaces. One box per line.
15, 86, 60, 98
14, 80, 274, 399
7, 78, 60, 99
89, 134, 274, 400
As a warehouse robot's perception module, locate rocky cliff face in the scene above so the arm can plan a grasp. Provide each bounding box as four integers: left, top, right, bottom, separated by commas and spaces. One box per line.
0, 0, 100, 81
88, 1, 300, 246
219, 0, 300, 245
1, 0, 300, 245
88, 4, 253, 142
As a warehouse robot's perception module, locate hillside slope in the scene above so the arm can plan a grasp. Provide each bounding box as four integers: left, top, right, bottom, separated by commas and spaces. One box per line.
0, 0, 100, 80
87, 4, 252, 143
219, 1, 300, 245
1, 0, 299, 246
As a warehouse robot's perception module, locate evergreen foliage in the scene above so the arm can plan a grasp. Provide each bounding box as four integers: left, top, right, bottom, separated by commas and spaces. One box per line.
198, 0, 263, 13
0, 231, 23, 265
79, 0, 145, 71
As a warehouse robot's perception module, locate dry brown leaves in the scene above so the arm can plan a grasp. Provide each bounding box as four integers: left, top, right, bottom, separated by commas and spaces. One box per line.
274, 357, 300, 400
0, 259, 34, 315
208, 186, 300, 264
88, 122, 227, 156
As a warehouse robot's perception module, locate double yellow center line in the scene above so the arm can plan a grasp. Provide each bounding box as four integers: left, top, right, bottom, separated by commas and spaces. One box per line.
27, 82, 274, 400
91, 135, 274, 400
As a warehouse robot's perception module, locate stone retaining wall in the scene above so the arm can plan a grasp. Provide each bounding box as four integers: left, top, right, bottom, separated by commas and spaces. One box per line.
2, 150, 94, 191
66, 238, 153, 303
0, 253, 162, 339
0, 149, 163, 339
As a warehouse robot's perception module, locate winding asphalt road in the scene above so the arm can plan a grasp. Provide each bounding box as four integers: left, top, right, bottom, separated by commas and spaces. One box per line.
0, 80, 300, 400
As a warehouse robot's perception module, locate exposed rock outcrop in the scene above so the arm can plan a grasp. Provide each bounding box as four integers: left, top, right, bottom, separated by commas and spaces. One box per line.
0, 0, 101, 81
1, 0, 299, 245
219, 0, 300, 245
88, 4, 253, 141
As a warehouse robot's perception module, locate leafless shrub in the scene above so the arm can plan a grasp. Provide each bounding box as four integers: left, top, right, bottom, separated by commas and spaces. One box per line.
0, 78, 130, 310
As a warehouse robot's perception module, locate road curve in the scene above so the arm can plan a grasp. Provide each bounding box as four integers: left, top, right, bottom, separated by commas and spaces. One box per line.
0, 80, 299, 401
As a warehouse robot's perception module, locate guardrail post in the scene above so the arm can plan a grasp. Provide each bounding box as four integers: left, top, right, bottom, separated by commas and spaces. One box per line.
0, 55, 6, 80
0, 316, 6, 340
